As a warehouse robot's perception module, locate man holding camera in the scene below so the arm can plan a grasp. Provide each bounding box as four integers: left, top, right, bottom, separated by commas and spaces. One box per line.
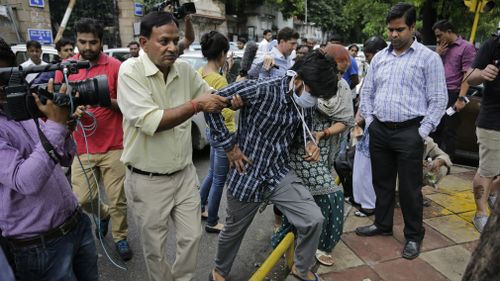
55, 18, 132, 260
0, 38, 98, 281
117, 11, 232, 281
465, 34, 500, 232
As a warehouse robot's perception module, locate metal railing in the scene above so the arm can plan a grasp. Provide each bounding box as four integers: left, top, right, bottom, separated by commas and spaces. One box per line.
249, 232, 295, 281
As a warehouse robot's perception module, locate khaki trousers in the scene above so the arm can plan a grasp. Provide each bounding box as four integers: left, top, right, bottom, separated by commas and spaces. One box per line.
71, 149, 128, 242
125, 164, 202, 281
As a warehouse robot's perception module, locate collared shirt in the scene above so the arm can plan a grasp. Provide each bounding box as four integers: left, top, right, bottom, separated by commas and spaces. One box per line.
258, 38, 270, 53
0, 112, 78, 239
205, 77, 312, 202
441, 37, 476, 91
55, 53, 123, 155
248, 47, 291, 79
360, 39, 448, 138
117, 54, 210, 174
20, 58, 48, 83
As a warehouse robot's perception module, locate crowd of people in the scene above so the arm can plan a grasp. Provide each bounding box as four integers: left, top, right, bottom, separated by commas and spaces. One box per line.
0, 2, 499, 281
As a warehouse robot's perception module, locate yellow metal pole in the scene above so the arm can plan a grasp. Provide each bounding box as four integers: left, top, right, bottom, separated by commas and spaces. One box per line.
249, 232, 295, 281
469, 1, 482, 43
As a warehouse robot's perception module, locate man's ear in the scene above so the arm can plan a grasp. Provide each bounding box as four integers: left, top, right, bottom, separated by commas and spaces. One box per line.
139, 36, 148, 51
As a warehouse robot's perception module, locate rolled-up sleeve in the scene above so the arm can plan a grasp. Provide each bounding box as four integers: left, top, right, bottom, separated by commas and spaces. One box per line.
117, 71, 163, 137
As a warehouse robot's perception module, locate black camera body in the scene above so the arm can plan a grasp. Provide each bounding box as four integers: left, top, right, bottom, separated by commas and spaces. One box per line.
155, 0, 196, 19
0, 60, 110, 121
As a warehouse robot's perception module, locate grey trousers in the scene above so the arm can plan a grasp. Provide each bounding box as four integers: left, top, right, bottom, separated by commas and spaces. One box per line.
214, 171, 324, 278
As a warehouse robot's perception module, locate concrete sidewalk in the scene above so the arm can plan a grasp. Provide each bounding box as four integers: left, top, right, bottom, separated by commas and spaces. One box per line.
285, 165, 481, 281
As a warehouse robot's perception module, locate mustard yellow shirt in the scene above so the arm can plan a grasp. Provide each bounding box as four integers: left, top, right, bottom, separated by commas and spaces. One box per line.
197, 68, 236, 133
117, 55, 210, 173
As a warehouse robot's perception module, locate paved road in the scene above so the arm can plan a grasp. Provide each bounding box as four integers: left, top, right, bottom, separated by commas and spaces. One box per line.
96, 148, 287, 281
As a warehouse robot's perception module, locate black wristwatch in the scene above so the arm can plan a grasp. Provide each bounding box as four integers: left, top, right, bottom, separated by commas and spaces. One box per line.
457, 96, 470, 104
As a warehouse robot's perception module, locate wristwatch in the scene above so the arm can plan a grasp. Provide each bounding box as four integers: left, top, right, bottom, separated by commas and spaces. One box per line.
457, 96, 470, 104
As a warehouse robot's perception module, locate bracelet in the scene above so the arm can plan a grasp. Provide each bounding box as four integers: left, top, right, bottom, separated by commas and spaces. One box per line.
190, 100, 198, 114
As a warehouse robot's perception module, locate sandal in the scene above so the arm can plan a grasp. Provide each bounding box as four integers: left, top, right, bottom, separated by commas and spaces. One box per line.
205, 223, 224, 233
315, 249, 335, 266
201, 210, 208, 220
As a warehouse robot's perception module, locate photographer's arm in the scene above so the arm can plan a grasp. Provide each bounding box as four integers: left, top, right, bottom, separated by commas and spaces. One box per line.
178, 15, 194, 53
0, 96, 71, 195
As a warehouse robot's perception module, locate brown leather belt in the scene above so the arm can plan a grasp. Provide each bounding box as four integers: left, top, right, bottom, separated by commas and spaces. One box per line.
127, 165, 180, 177
377, 116, 423, 130
9, 208, 82, 248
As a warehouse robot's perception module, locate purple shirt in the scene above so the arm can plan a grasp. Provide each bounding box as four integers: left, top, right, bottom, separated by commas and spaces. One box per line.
0, 112, 78, 239
441, 37, 476, 91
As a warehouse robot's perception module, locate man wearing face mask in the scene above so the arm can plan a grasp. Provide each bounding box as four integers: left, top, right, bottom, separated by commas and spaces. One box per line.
357, 3, 447, 260
54, 18, 133, 261
206, 50, 338, 281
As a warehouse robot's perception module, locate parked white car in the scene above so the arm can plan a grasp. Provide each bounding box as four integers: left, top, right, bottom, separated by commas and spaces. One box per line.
10, 44, 59, 65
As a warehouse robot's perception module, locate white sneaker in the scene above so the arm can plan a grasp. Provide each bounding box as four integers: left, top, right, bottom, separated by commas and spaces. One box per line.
472, 214, 489, 233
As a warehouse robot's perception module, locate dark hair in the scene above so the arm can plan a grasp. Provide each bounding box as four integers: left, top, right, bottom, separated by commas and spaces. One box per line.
296, 44, 309, 51
128, 41, 140, 48
363, 36, 387, 54
328, 34, 344, 44
74, 18, 104, 41
26, 40, 41, 50
200, 31, 229, 61
432, 19, 455, 33
237, 37, 246, 44
386, 3, 416, 27
277, 27, 299, 43
55, 38, 74, 52
263, 29, 272, 36
140, 11, 178, 38
291, 49, 338, 99
0, 37, 15, 67
348, 44, 359, 52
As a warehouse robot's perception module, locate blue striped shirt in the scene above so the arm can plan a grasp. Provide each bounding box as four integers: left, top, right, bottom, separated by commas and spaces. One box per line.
205, 77, 312, 202
360, 40, 447, 138
248, 47, 291, 79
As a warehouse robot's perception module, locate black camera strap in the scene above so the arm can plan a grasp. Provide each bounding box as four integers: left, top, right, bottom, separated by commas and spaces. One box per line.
33, 118, 63, 164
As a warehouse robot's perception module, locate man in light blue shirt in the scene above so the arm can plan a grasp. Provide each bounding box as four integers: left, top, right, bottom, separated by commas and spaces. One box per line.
248, 27, 298, 79
356, 3, 447, 260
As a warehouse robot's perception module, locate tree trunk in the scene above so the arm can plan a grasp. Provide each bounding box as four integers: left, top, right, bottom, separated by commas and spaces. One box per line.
462, 195, 500, 281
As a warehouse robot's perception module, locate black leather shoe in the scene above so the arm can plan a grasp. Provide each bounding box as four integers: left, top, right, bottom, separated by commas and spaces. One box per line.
355, 224, 393, 237
402, 240, 421, 260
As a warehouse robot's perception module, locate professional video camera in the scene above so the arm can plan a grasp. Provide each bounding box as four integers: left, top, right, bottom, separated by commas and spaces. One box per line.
154, 0, 196, 19
0, 60, 110, 121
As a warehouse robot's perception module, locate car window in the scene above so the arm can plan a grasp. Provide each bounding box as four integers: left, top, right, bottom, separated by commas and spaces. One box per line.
15, 51, 27, 66
180, 56, 207, 71
111, 52, 130, 62
42, 53, 60, 63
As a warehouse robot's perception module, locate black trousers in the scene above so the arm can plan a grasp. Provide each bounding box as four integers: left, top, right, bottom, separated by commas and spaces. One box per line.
429, 90, 459, 160
369, 118, 425, 241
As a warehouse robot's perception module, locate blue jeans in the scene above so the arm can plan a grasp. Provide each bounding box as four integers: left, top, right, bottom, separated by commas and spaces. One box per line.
12, 213, 98, 281
200, 130, 230, 226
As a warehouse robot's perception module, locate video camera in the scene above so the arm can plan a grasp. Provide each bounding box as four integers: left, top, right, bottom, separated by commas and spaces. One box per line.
0, 60, 110, 121
154, 0, 196, 19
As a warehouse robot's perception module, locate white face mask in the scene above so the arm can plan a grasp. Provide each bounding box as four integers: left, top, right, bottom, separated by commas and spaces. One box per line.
287, 70, 317, 109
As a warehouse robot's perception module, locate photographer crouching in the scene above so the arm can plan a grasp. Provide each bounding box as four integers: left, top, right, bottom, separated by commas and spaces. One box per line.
0, 38, 98, 281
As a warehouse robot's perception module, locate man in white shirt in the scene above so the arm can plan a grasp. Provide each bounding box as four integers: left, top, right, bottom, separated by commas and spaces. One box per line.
20, 40, 48, 83
257, 29, 273, 53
